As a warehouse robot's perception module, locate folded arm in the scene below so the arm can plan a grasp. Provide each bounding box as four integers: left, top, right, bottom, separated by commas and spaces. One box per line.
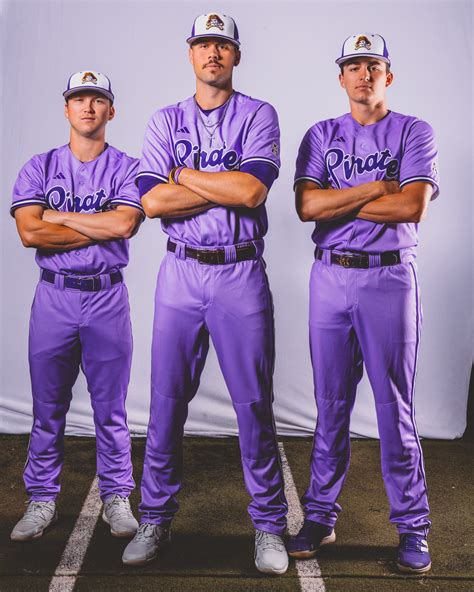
295, 179, 400, 222
356, 182, 432, 223
15, 205, 94, 251
43, 205, 144, 240
178, 168, 268, 209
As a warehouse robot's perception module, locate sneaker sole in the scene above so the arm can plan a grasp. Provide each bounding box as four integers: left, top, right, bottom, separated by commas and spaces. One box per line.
102, 513, 138, 538
10, 512, 58, 542
288, 530, 336, 559
255, 561, 289, 575
397, 561, 432, 574
122, 539, 171, 566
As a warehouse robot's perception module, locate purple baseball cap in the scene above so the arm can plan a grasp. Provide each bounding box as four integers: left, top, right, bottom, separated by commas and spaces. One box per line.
336, 33, 391, 66
63, 70, 114, 103
187, 12, 240, 47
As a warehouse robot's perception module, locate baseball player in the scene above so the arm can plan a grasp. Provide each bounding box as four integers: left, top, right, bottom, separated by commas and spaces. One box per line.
287, 34, 439, 574
122, 13, 288, 574
10, 71, 144, 542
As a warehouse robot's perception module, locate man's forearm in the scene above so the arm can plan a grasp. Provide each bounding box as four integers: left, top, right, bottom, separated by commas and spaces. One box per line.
20, 220, 94, 251
47, 209, 143, 240
178, 168, 267, 209
356, 183, 431, 223
142, 183, 215, 218
296, 180, 396, 222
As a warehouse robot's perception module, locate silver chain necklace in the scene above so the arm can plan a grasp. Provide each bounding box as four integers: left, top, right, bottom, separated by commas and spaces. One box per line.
194, 92, 234, 147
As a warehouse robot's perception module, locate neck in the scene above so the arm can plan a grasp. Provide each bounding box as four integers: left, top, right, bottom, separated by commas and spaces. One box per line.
69, 130, 106, 162
195, 79, 234, 110
349, 100, 389, 126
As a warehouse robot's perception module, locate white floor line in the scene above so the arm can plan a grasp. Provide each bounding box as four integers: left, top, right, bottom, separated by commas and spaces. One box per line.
278, 442, 326, 592
49, 476, 101, 592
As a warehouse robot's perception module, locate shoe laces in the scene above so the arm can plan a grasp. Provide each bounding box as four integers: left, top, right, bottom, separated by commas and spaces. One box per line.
106, 495, 133, 519
255, 530, 285, 552
400, 534, 428, 553
23, 501, 54, 523
133, 523, 159, 542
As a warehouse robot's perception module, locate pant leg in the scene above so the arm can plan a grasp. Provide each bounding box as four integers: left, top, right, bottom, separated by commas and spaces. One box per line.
302, 260, 363, 527
80, 283, 135, 501
205, 259, 287, 536
25, 281, 81, 500
352, 261, 430, 535
139, 255, 209, 524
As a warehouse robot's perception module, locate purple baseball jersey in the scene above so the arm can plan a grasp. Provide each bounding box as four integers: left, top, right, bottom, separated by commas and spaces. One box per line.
295, 111, 439, 252
136, 91, 280, 247
11, 144, 143, 274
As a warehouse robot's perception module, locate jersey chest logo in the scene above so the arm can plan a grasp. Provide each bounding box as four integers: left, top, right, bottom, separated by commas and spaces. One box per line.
174, 139, 241, 170
46, 185, 108, 212
325, 148, 399, 188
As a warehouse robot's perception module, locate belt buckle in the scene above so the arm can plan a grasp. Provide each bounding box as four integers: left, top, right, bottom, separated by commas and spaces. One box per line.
339, 255, 353, 268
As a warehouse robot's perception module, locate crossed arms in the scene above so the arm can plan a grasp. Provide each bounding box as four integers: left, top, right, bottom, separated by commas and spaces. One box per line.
141, 168, 268, 219
295, 179, 433, 224
15, 205, 143, 251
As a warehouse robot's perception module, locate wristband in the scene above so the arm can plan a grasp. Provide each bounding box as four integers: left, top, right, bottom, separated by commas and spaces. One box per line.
173, 166, 185, 185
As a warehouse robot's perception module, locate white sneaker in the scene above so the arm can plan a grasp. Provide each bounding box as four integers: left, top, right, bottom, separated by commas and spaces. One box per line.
122, 523, 171, 566
102, 495, 138, 538
11, 500, 58, 541
254, 529, 289, 575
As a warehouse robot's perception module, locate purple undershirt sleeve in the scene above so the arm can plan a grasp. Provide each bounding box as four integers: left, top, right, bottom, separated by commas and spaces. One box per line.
240, 162, 278, 190
137, 175, 165, 198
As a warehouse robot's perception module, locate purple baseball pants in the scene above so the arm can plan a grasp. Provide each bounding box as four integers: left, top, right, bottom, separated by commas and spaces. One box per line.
25, 274, 135, 502
139, 250, 287, 535
303, 255, 431, 535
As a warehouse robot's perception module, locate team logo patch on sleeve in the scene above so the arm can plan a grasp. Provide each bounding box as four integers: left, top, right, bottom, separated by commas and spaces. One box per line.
82, 72, 98, 85
355, 35, 371, 51
206, 14, 225, 30
272, 143, 279, 157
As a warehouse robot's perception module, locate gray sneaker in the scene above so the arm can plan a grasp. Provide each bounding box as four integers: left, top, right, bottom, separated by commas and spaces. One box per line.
254, 529, 289, 575
11, 500, 58, 542
122, 522, 171, 566
102, 495, 138, 538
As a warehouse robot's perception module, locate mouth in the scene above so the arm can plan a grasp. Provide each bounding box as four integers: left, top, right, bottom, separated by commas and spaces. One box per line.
81, 117, 96, 121
356, 85, 372, 90
204, 62, 221, 69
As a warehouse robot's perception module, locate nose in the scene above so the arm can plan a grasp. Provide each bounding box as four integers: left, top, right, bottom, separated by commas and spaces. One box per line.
208, 43, 219, 59
360, 66, 371, 81
84, 100, 95, 112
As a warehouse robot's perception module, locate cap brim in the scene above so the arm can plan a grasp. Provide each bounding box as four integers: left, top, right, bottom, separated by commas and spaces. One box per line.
187, 34, 240, 47
63, 87, 114, 102
336, 53, 391, 66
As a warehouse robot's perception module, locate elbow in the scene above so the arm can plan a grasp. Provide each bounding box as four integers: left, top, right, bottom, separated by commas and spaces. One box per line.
19, 230, 36, 248
243, 184, 267, 209
142, 197, 163, 219
407, 204, 429, 223
298, 206, 313, 222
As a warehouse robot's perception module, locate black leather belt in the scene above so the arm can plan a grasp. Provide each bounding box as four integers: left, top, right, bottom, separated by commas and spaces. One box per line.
41, 269, 122, 291
167, 240, 258, 265
315, 248, 401, 268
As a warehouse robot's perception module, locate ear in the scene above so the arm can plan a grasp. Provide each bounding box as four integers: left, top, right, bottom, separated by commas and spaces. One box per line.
64, 103, 69, 119
339, 72, 346, 89
188, 46, 194, 66
109, 105, 116, 121
234, 49, 241, 67
386, 71, 394, 88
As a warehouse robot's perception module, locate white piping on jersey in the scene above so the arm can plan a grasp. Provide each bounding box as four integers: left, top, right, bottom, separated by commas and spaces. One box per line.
294, 175, 325, 189
136, 171, 168, 183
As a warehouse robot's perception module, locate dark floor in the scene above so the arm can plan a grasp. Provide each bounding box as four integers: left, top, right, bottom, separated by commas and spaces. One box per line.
1, 436, 473, 591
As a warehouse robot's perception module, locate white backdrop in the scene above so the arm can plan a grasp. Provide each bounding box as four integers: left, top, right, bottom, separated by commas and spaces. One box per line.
0, 0, 472, 439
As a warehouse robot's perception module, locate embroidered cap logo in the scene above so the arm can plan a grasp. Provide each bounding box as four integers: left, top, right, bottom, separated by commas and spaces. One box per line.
206, 14, 225, 31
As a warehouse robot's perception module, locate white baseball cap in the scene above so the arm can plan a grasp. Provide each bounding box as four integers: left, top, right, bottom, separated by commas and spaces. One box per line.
187, 12, 240, 47
336, 33, 391, 66
63, 70, 114, 103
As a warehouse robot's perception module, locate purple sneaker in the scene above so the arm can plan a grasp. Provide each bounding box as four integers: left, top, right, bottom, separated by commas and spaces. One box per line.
397, 533, 431, 574
287, 519, 336, 558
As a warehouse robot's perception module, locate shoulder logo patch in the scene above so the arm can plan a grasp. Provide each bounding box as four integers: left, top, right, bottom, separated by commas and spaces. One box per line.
271, 143, 279, 157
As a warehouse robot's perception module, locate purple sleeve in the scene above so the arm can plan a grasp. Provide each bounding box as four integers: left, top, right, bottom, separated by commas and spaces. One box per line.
294, 124, 327, 190
10, 155, 46, 217
108, 158, 145, 214
399, 120, 440, 200
240, 161, 278, 190
240, 102, 280, 181
137, 175, 165, 198
136, 111, 173, 186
